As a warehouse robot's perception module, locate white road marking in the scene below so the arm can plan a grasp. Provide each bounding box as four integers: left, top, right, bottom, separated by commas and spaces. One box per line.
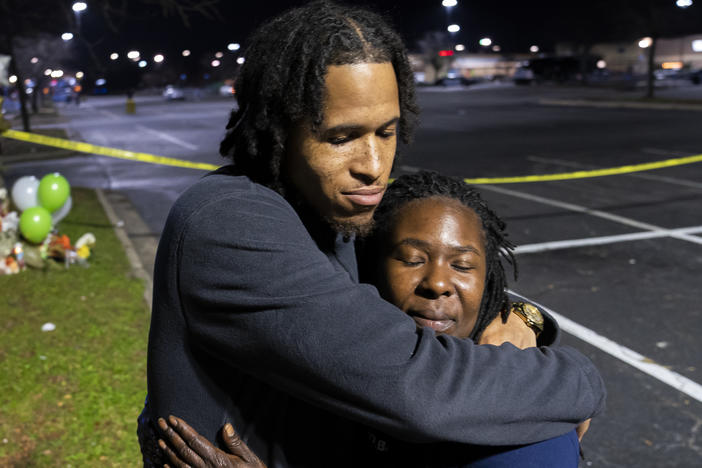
99, 109, 120, 120
527, 155, 702, 190
135, 125, 198, 151
515, 225, 702, 254
640, 147, 689, 157
479, 184, 702, 246
396, 164, 423, 173
509, 291, 702, 403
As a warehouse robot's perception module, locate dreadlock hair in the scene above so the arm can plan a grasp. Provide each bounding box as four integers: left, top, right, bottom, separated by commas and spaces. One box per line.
359, 171, 518, 341
219, 0, 419, 194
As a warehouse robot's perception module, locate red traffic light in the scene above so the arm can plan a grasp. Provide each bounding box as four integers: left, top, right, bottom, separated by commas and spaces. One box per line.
438, 50, 454, 57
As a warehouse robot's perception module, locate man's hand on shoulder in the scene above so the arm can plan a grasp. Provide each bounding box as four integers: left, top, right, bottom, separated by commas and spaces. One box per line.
479, 310, 537, 349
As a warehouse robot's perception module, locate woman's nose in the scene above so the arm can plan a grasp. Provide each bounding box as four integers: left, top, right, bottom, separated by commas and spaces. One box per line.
416, 264, 452, 299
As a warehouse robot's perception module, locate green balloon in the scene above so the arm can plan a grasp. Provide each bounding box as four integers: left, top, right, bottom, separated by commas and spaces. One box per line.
38, 173, 70, 213
19, 206, 52, 244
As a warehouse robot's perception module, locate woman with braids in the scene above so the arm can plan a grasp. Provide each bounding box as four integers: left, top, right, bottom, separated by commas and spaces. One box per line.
140, 1, 604, 466
155, 171, 580, 467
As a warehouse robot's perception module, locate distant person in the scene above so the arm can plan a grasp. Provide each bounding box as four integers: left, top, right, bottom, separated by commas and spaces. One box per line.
139, 2, 604, 466
155, 170, 582, 467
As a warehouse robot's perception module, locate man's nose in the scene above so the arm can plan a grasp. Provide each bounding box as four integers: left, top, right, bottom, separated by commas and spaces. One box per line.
416, 264, 453, 299
350, 136, 387, 184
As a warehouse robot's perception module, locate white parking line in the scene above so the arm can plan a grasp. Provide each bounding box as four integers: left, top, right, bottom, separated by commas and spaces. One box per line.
509, 290, 702, 404
515, 225, 702, 254
479, 184, 702, 246
135, 125, 199, 151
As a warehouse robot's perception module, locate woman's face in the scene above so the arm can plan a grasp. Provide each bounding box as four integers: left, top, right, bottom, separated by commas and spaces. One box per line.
377, 197, 487, 338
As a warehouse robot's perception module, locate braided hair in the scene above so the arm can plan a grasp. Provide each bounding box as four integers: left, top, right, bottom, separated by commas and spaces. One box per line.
220, 0, 419, 194
360, 171, 518, 341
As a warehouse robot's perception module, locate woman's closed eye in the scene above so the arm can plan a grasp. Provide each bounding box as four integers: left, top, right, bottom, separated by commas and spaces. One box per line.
451, 259, 477, 272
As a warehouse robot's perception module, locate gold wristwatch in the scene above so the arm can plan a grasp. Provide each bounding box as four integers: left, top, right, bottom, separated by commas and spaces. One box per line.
510, 302, 544, 338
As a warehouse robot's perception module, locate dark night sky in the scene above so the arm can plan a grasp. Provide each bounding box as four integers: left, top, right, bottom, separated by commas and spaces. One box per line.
61, 0, 702, 85
80, 1, 585, 60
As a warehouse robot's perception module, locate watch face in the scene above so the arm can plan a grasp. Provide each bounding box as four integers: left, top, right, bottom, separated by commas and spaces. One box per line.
522, 303, 545, 327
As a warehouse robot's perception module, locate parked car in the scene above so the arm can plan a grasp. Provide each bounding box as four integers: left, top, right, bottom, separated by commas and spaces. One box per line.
163, 85, 185, 100
218, 84, 235, 97
513, 66, 535, 85
691, 69, 702, 85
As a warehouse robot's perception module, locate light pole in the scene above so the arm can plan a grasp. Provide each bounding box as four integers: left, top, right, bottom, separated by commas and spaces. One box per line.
72, 2, 87, 29
442, 1, 458, 31
676, 0, 693, 8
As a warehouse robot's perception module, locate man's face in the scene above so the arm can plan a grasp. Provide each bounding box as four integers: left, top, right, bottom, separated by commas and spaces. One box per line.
377, 197, 487, 338
285, 62, 400, 235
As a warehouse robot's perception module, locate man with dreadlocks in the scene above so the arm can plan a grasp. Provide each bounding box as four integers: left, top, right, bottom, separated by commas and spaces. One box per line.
140, 1, 604, 466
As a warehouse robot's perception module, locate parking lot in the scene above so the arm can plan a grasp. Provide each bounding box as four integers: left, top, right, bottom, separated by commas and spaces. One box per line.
4, 82, 702, 466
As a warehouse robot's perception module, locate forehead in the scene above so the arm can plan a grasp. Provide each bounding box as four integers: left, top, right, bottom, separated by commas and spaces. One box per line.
390, 197, 484, 248
322, 62, 399, 127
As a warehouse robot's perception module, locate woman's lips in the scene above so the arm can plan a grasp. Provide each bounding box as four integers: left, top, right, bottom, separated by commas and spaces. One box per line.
410, 315, 454, 333
342, 187, 385, 206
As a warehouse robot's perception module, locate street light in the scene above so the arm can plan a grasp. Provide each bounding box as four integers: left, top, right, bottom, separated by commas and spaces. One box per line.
211, 59, 221, 67
492, 45, 501, 52
237, 57, 245, 65
154, 54, 164, 63
455, 44, 465, 51
138, 60, 147, 68
676, 0, 693, 8
227, 43, 240, 51
30, 57, 39, 64
479, 37, 492, 47
215, 51, 224, 58
9, 75, 17, 84
110, 52, 119, 60
44, 68, 53, 76
530, 45, 539, 53
182, 49, 191, 57
127, 50, 140, 61
447, 24, 460, 33
638, 37, 653, 48
61, 32, 74, 41
442, 0, 457, 6
76, 71, 84, 79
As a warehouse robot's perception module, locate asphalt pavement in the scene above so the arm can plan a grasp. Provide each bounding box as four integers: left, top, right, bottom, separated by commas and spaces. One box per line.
2, 81, 701, 467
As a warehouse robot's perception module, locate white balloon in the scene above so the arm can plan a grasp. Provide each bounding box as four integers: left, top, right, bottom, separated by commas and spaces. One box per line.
51, 195, 72, 225
10, 175, 39, 211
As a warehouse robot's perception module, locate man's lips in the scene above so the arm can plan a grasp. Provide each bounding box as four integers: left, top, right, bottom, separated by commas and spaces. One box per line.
342, 186, 385, 206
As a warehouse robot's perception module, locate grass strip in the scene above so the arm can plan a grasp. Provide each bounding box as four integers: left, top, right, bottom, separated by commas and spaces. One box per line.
0, 187, 149, 467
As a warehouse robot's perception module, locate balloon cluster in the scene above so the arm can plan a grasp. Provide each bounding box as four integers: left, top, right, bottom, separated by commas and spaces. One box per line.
11, 173, 71, 244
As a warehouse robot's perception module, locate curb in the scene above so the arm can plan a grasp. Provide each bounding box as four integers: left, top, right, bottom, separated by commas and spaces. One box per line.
538, 98, 702, 111
95, 189, 154, 311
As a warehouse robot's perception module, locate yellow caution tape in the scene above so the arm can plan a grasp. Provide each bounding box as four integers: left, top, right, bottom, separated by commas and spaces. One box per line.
463, 152, 702, 184
0, 129, 219, 171
2, 129, 701, 184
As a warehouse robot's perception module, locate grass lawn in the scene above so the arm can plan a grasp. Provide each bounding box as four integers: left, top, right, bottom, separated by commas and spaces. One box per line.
0, 187, 149, 467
